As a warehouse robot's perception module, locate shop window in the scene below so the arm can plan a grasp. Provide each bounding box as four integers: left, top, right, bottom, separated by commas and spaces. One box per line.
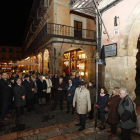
9, 48, 13, 53
1, 47, 6, 52
62, 49, 87, 78
74, 21, 82, 38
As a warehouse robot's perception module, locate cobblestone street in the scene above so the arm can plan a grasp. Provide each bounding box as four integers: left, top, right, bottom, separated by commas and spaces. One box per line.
0, 101, 139, 140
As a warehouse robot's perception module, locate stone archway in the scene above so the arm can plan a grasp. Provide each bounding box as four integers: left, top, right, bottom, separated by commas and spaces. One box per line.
119, 2, 140, 100
53, 44, 95, 81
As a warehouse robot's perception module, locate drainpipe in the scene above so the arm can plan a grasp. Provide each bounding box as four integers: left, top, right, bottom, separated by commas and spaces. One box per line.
51, 44, 53, 74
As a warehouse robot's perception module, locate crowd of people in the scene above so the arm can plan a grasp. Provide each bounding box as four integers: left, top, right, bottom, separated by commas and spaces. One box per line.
0, 71, 137, 140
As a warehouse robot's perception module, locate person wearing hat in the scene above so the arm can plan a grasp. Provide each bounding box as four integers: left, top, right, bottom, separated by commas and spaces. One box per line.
73, 81, 91, 131
87, 81, 96, 119
22, 74, 35, 112
44, 74, 52, 102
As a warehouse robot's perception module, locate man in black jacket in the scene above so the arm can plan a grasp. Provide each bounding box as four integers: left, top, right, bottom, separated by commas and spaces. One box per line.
51, 73, 59, 100
14, 78, 26, 118
22, 74, 35, 112
0, 72, 12, 121
36, 76, 47, 105
51, 78, 66, 111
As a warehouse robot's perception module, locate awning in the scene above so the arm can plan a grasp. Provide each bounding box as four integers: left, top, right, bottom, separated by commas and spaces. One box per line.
11, 61, 38, 66
70, 0, 103, 17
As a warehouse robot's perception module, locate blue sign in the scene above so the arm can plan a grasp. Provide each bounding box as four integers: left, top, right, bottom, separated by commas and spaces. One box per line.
98, 59, 103, 64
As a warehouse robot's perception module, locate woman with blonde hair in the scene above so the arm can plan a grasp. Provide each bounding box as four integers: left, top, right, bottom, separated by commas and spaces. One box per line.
107, 87, 120, 138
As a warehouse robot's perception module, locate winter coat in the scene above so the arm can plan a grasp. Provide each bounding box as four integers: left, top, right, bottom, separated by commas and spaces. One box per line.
97, 94, 109, 113
107, 95, 120, 124
87, 86, 96, 104
45, 78, 52, 93
0, 78, 12, 101
72, 77, 80, 87
22, 79, 35, 100
36, 79, 47, 98
73, 88, 91, 114
54, 82, 66, 100
61, 75, 68, 85
14, 85, 26, 107
118, 95, 136, 129
65, 84, 76, 102
52, 76, 59, 86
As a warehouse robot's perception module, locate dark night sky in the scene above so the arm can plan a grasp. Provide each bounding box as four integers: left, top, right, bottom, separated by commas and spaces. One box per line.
0, 0, 34, 46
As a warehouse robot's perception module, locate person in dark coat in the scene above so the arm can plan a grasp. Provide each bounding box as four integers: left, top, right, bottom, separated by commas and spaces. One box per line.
61, 72, 68, 85
52, 78, 66, 111
118, 88, 136, 140
36, 75, 47, 104
9, 77, 16, 110
14, 78, 26, 118
87, 81, 96, 119
51, 73, 59, 100
106, 87, 120, 138
65, 78, 76, 114
95, 87, 109, 130
72, 72, 80, 87
22, 74, 35, 112
21, 73, 25, 84
61, 72, 69, 100
0, 72, 12, 121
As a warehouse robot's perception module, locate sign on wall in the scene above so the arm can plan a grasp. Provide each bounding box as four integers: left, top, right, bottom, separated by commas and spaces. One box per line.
104, 43, 117, 57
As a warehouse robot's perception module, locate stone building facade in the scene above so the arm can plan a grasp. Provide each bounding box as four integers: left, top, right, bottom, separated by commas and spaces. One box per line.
22, 0, 96, 81
98, 0, 140, 99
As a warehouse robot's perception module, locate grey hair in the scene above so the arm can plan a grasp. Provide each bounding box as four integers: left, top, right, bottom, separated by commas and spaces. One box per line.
120, 88, 128, 95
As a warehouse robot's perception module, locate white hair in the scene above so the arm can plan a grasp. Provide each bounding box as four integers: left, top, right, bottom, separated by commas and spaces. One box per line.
120, 88, 128, 95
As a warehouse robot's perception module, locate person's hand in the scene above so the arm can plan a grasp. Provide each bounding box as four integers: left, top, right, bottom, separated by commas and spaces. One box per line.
49, 86, 52, 88
22, 95, 25, 100
32, 88, 35, 91
68, 87, 70, 90
88, 109, 91, 112
73, 105, 75, 108
120, 120, 122, 122
8, 85, 11, 87
59, 88, 62, 90
68, 93, 71, 96
43, 89, 46, 92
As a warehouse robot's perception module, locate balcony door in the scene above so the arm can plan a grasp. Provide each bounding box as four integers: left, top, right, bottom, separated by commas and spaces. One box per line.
74, 21, 82, 38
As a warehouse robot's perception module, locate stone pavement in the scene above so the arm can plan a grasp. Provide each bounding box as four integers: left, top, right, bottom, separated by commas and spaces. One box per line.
0, 101, 139, 140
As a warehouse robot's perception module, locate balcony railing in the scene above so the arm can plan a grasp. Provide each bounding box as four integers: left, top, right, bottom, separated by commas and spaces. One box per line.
46, 23, 96, 40
23, 22, 96, 57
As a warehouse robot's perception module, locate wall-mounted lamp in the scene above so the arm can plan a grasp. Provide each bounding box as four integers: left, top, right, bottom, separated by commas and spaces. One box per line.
114, 16, 120, 26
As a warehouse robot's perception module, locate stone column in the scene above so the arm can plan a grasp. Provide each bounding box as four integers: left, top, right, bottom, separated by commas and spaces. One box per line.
54, 55, 62, 77
88, 57, 96, 82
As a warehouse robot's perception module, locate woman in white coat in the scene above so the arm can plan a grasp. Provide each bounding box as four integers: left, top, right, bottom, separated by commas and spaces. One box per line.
73, 81, 91, 131
45, 74, 52, 102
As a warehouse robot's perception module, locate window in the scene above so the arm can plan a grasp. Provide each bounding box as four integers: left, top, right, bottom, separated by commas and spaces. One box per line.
1, 47, 6, 52
16, 48, 20, 53
2, 55, 5, 60
16, 55, 20, 59
9, 55, 13, 59
9, 48, 13, 53
74, 21, 82, 38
